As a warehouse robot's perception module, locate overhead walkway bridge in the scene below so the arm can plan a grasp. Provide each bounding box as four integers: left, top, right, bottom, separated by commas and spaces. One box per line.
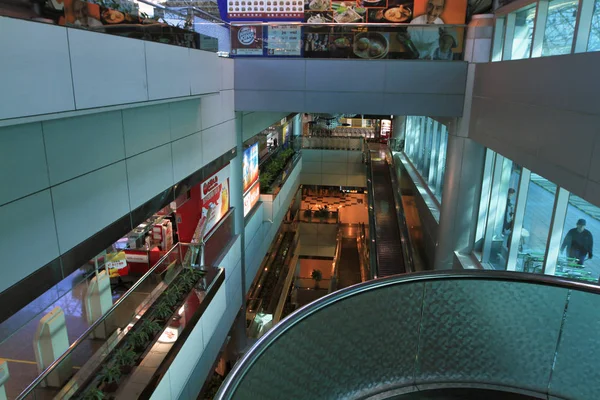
216, 271, 600, 400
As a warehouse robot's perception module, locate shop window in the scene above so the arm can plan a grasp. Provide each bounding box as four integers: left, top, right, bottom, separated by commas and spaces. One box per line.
517, 174, 556, 273
542, 0, 579, 56
556, 194, 599, 281
588, 0, 600, 51
511, 6, 536, 60
480, 156, 521, 270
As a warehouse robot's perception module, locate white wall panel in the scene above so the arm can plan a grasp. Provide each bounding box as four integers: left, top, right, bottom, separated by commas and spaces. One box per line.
145, 42, 191, 100
201, 120, 235, 164
306, 60, 385, 92
169, 100, 202, 141
168, 316, 205, 400
200, 94, 224, 129
200, 284, 227, 347
0, 190, 60, 293
322, 174, 348, 186
190, 50, 221, 95
171, 132, 204, 183
52, 162, 130, 253
43, 111, 125, 185
301, 173, 322, 185
126, 144, 174, 209
588, 138, 600, 184
0, 123, 49, 205
221, 58, 234, 90
68, 28, 147, 109
0, 17, 74, 120
302, 161, 321, 174
221, 90, 235, 122
150, 371, 172, 400
123, 104, 171, 157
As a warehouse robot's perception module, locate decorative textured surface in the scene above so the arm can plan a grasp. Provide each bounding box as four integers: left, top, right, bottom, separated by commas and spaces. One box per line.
415, 280, 567, 393
235, 284, 424, 400
224, 278, 600, 400
550, 290, 600, 400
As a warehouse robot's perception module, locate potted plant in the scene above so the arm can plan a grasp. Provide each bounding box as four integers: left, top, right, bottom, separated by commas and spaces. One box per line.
113, 345, 137, 374
81, 387, 105, 400
311, 269, 323, 289
141, 319, 162, 337
153, 300, 173, 321
163, 288, 179, 307
99, 364, 122, 393
129, 330, 150, 352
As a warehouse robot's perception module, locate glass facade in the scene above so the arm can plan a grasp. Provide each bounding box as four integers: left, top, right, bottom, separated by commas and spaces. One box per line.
474, 150, 599, 283
589, 0, 600, 51
542, 0, 579, 56
493, 0, 600, 59
511, 6, 536, 60
404, 116, 448, 203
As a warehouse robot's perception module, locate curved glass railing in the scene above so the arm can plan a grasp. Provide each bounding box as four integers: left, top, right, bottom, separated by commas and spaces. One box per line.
216, 270, 600, 400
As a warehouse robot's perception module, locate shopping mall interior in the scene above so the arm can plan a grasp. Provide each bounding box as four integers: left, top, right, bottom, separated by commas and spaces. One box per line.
1, 0, 600, 398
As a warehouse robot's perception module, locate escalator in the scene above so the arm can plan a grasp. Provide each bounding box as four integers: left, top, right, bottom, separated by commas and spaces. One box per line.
217, 271, 600, 400
368, 143, 407, 277
337, 237, 362, 289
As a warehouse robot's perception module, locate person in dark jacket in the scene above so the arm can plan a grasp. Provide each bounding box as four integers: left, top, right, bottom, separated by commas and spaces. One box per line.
561, 219, 594, 265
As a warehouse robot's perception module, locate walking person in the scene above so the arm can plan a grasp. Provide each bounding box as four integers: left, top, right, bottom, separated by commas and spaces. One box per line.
561, 219, 593, 266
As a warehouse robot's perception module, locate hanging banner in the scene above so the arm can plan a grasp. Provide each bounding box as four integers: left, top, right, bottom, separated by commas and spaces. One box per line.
201, 165, 230, 236
244, 182, 261, 216
220, 0, 304, 21
243, 143, 260, 194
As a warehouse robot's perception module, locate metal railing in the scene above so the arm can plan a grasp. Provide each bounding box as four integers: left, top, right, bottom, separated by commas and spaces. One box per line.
216, 270, 600, 400
365, 147, 379, 278
385, 148, 415, 273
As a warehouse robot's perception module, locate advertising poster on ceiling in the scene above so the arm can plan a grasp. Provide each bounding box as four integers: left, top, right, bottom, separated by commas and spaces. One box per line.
219, 0, 304, 21
243, 143, 260, 194
244, 182, 261, 216
231, 25, 265, 55
201, 165, 230, 236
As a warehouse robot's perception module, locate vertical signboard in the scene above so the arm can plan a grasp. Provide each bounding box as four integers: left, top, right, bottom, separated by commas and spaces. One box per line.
201, 165, 230, 235
243, 143, 260, 216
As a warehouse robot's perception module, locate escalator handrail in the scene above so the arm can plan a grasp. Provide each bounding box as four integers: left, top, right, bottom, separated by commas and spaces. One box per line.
216, 270, 600, 399
386, 149, 415, 273
365, 148, 380, 278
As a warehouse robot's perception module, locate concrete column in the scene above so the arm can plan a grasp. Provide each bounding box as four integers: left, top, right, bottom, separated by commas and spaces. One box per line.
434, 131, 486, 269
463, 14, 494, 63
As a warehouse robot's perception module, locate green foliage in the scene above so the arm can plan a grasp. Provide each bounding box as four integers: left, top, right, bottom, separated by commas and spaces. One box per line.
163, 288, 179, 307
141, 319, 162, 336
260, 149, 296, 192
113, 345, 137, 367
311, 269, 323, 282
153, 301, 173, 320
129, 330, 149, 349
100, 363, 122, 384
81, 387, 105, 400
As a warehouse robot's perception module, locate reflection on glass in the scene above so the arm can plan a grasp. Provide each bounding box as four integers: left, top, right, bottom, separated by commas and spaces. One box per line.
557, 194, 599, 282
492, 17, 506, 61
588, 0, 600, 51
474, 149, 496, 255
511, 6, 536, 60
482, 157, 521, 270
517, 174, 556, 273
437, 126, 448, 202
542, 0, 579, 56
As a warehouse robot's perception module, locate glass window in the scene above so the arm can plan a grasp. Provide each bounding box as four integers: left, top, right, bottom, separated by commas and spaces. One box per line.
588, 0, 600, 51
542, 0, 579, 56
556, 194, 599, 282
481, 156, 521, 270
435, 126, 448, 203
474, 149, 496, 255
517, 174, 557, 273
511, 6, 536, 60
492, 17, 506, 61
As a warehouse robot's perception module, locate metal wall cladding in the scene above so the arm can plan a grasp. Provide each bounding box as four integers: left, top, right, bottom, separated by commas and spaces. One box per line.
235, 283, 424, 400
227, 277, 600, 399
415, 280, 567, 392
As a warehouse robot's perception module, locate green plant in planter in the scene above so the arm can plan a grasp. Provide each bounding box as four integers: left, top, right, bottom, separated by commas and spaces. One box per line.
81, 387, 105, 400
99, 363, 122, 392
311, 269, 323, 289
113, 345, 137, 371
153, 300, 173, 321
141, 319, 162, 337
163, 288, 179, 307
129, 330, 150, 350
179, 269, 197, 287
